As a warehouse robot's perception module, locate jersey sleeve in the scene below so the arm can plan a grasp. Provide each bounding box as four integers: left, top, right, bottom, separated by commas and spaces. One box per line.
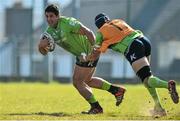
95, 32, 103, 46
65, 17, 81, 33
95, 32, 110, 53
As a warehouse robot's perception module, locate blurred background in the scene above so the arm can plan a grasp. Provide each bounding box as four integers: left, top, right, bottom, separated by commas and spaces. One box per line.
0, 0, 180, 83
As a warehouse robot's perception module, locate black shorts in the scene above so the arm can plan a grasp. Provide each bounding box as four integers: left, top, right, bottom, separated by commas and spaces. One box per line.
76, 57, 99, 68
125, 36, 151, 65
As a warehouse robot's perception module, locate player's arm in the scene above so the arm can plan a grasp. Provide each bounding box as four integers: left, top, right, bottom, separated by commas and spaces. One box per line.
78, 23, 95, 46
86, 32, 103, 61
67, 17, 95, 45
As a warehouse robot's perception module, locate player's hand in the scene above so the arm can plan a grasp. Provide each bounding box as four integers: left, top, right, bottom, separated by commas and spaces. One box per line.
88, 52, 100, 61
87, 46, 101, 61
79, 53, 88, 62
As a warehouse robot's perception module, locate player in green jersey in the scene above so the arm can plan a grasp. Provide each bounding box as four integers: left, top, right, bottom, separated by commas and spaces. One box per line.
38, 4, 126, 114
87, 13, 179, 116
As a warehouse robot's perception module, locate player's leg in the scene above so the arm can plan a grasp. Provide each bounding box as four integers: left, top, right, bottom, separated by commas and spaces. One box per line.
142, 40, 169, 108
132, 57, 167, 116
140, 37, 167, 88
133, 59, 166, 115
73, 58, 103, 114
146, 55, 151, 63
125, 38, 166, 116
73, 65, 103, 114
77, 57, 126, 107
84, 76, 126, 106
131, 56, 163, 108
141, 37, 179, 104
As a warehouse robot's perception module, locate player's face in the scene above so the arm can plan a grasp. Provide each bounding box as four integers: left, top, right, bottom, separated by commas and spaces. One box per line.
45, 12, 59, 28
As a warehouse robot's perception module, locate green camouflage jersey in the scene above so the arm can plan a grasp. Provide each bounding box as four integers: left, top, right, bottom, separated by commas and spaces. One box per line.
43, 16, 92, 57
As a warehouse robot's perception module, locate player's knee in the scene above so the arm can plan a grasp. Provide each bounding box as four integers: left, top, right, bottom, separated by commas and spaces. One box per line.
136, 66, 152, 83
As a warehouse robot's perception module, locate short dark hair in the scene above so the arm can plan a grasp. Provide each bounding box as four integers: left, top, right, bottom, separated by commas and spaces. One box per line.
95, 13, 110, 29
45, 4, 60, 16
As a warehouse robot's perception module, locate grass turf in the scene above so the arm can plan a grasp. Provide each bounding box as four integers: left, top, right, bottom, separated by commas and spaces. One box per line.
0, 82, 180, 120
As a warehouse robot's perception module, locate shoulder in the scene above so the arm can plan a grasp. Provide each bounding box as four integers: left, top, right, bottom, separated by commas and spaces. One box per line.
60, 16, 81, 25
110, 19, 125, 24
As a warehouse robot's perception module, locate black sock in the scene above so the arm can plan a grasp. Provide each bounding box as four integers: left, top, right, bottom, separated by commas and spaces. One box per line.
108, 85, 119, 95
90, 101, 101, 108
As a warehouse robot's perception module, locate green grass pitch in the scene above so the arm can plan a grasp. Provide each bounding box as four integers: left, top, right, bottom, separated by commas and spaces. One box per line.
0, 82, 180, 120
